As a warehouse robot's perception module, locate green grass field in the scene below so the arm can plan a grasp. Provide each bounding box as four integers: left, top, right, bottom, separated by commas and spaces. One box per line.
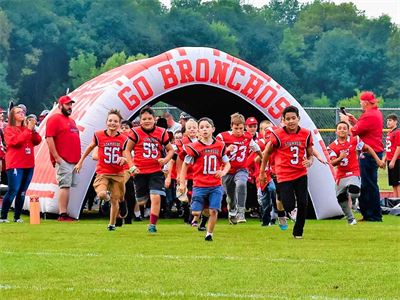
1, 214, 399, 300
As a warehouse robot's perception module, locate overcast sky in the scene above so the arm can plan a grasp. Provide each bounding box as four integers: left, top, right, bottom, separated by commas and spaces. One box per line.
160, 0, 400, 25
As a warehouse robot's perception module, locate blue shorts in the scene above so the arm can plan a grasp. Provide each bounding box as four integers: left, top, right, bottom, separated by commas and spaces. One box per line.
191, 186, 224, 212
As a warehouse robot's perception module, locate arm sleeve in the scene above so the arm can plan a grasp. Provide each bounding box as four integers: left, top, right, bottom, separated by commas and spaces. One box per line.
32, 131, 43, 146
351, 114, 373, 136
5, 127, 33, 147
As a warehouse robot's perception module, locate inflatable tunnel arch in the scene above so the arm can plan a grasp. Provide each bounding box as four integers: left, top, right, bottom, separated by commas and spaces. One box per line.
27, 47, 343, 219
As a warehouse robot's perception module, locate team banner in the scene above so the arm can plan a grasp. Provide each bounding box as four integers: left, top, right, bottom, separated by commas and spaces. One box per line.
26, 47, 343, 219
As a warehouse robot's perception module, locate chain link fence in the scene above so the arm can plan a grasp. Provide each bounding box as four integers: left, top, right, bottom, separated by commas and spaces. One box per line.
151, 104, 400, 145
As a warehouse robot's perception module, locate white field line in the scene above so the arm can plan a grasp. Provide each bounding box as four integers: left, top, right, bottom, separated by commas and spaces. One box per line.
0, 284, 373, 300
0, 250, 325, 263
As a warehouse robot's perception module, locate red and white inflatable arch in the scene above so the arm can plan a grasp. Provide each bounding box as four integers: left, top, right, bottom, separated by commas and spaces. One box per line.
27, 47, 343, 219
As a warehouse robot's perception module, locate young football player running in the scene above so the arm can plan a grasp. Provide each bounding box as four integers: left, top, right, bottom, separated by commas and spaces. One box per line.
124, 106, 175, 233
328, 121, 384, 224
383, 114, 400, 197
216, 113, 262, 224
74, 109, 128, 231
259, 105, 313, 239
178, 117, 230, 241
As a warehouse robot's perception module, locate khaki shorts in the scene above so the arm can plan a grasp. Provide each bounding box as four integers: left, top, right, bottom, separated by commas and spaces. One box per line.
93, 173, 125, 201
55, 160, 78, 188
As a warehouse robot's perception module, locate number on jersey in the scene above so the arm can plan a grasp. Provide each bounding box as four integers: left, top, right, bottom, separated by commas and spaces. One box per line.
203, 155, 217, 174
104, 147, 120, 164
143, 142, 158, 158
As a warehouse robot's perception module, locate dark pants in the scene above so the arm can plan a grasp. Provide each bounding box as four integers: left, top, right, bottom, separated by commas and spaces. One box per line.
277, 175, 308, 237
359, 152, 383, 221
1, 168, 34, 220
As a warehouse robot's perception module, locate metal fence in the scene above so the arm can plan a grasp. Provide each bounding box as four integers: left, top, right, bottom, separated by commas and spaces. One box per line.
151, 104, 400, 145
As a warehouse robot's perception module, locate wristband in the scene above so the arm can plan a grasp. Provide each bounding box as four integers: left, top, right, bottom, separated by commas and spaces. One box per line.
129, 165, 137, 174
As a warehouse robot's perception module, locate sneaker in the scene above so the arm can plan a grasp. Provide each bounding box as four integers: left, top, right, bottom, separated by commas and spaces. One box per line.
115, 218, 123, 227
237, 212, 247, 223
191, 221, 198, 227
148, 224, 157, 233
261, 222, 270, 226
57, 215, 76, 222
107, 224, 116, 231
119, 201, 128, 218
134, 216, 143, 222
13, 218, 24, 223
205, 234, 213, 241
349, 219, 357, 225
198, 226, 206, 231
0, 219, 10, 223
100, 200, 110, 215
293, 235, 303, 239
228, 214, 238, 225
278, 217, 288, 230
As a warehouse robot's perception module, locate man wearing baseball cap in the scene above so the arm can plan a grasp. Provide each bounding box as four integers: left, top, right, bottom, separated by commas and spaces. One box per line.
340, 91, 384, 222
45, 95, 80, 221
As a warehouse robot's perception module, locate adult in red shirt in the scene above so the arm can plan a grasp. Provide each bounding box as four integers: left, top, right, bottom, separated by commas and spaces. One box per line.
46, 95, 81, 221
340, 91, 384, 222
0, 106, 42, 223
124, 106, 174, 233
259, 105, 313, 239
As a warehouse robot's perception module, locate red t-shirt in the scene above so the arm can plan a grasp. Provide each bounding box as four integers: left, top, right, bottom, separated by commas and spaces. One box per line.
46, 113, 81, 165
94, 130, 128, 175
328, 136, 365, 181
185, 139, 228, 187
385, 128, 400, 161
351, 107, 383, 152
4, 126, 42, 169
269, 127, 313, 183
128, 126, 170, 174
216, 131, 258, 174
247, 138, 271, 190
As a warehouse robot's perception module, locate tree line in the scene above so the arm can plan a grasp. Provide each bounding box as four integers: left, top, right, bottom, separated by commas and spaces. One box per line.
0, 0, 398, 114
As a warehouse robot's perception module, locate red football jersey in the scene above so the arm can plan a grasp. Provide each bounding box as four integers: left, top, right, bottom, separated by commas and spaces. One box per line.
216, 131, 258, 174
94, 130, 128, 175
185, 139, 228, 187
328, 136, 365, 180
177, 136, 197, 179
247, 138, 272, 190
128, 126, 170, 174
269, 127, 313, 183
385, 128, 400, 161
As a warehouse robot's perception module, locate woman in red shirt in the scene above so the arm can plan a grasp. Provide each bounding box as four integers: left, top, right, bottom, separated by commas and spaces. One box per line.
0, 106, 42, 223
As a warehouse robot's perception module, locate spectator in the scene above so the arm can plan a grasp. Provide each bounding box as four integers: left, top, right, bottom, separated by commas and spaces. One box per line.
45, 95, 81, 221
245, 117, 259, 140
162, 111, 182, 135
38, 109, 50, 126
0, 108, 7, 130
0, 106, 42, 223
340, 91, 384, 222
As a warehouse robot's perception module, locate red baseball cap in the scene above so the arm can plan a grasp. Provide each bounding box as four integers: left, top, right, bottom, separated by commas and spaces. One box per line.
360, 91, 378, 104
245, 117, 258, 126
58, 95, 75, 105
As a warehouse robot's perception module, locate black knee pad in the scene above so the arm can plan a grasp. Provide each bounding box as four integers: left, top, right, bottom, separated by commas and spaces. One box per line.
337, 192, 348, 203
348, 184, 361, 198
